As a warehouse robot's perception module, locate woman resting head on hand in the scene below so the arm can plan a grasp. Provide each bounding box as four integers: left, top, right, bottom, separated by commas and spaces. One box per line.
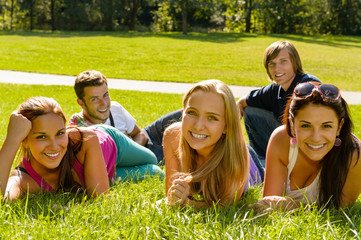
0, 97, 162, 200
251, 82, 361, 212
163, 80, 263, 208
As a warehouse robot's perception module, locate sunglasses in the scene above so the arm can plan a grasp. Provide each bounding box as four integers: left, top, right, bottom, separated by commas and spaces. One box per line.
293, 82, 341, 102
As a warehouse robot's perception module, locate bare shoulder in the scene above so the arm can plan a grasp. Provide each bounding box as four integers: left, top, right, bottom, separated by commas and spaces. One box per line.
67, 127, 96, 137
163, 122, 181, 161
263, 125, 290, 197
267, 125, 290, 166
6, 167, 41, 199
164, 122, 182, 143
269, 126, 290, 151
68, 127, 100, 165
271, 125, 288, 140
164, 123, 182, 193
67, 127, 98, 145
164, 122, 182, 135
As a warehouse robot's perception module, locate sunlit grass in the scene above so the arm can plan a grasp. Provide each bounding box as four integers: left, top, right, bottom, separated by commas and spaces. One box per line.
0, 31, 361, 238
1, 177, 361, 239
0, 32, 360, 90
0, 82, 361, 238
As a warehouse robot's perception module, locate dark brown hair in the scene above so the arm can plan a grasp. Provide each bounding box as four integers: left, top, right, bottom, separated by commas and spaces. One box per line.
18, 97, 82, 192
283, 86, 360, 208
74, 70, 108, 100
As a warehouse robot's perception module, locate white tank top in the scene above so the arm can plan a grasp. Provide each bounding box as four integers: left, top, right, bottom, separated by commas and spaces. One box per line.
285, 144, 320, 204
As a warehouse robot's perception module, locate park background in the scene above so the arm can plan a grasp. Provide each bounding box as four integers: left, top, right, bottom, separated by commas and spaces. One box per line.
0, 0, 361, 35
1, 0, 361, 239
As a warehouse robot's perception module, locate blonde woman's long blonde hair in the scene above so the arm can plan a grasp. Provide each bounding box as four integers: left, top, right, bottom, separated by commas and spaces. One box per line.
179, 80, 249, 205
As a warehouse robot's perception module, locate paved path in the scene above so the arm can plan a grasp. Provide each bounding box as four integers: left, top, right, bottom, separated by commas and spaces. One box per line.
1, 70, 360, 104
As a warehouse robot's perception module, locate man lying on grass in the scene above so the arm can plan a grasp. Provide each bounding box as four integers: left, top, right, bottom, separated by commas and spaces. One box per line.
69, 70, 181, 164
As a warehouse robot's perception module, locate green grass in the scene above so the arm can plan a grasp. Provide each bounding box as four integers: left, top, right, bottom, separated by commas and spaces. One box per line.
0, 83, 183, 141
1, 82, 361, 239
0, 31, 361, 90
1, 32, 361, 238
2, 177, 361, 239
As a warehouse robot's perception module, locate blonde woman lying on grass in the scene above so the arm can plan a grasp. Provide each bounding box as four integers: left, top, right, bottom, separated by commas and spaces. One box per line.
163, 80, 263, 208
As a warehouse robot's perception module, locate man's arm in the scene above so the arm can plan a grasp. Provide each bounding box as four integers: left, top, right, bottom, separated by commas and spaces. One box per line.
128, 124, 148, 146
236, 96, 248, 118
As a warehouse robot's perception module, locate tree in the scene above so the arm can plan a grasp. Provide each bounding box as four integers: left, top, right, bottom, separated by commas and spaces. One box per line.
244, 0, 252, 32
10, 0, 14, 29
50, 0, 55, 31
330, 0, 361, 35
151, 0, 220, 33
100, 0, 113, 30
129, 0, 140, 30
118, 0, 141, 31
222, 0, 244, 32
19, 0, 37, 30
254, 0, 305, 34
181, 0, 187, 34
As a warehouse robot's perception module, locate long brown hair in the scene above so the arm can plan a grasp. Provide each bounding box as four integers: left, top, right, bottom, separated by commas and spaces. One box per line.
18, 96, 82, 192
179, 80, 249, 205
284, 87, 360, 208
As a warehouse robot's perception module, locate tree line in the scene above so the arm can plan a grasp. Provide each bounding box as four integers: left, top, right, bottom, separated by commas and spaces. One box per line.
1, 0, 360, 35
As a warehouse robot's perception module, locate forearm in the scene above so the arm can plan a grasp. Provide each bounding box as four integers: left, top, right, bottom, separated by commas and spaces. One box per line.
273, 197, 300, 211
88, 186, 110, 198
251, 195, 301, 212
0, 138, 22, 196
185, 198, 207, 208
132, 131, 148, 146
236, 96, 248, 118
166, 195, 207, 208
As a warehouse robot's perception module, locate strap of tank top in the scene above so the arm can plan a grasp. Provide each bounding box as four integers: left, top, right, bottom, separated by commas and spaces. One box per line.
22, 158, 53, 192
287, 144, 299, 178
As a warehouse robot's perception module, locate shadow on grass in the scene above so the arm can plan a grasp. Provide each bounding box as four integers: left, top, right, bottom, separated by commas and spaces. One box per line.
270, 34, 361, 49
306, 201, 361, 238
0, 30, 255, 43
7, 191, 87, 221
1, 30, 361, 47
4, 179, 361, 237
332, 201, 361, 227
167, 186, 361, 238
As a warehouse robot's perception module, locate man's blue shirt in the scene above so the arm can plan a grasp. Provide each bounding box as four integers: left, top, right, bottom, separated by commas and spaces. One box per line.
246, 74, 321, 122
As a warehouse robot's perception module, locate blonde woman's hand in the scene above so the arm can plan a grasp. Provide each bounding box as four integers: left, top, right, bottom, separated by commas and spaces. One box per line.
6, 111, 32, 144
167, 176, 191, 207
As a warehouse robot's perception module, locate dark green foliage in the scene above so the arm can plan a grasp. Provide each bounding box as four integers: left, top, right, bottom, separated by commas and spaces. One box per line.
1, 0, 360, 34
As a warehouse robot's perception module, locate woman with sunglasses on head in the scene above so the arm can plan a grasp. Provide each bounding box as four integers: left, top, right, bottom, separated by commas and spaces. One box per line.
250, 82, 361, 212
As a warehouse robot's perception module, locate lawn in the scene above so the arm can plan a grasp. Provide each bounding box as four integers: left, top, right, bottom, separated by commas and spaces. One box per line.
0, 82, 361, 239
0, 31, 361, 91
1, 32, 361, 239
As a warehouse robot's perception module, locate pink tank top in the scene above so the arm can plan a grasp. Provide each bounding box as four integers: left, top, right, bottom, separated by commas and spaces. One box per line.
22, 128, 117, 192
